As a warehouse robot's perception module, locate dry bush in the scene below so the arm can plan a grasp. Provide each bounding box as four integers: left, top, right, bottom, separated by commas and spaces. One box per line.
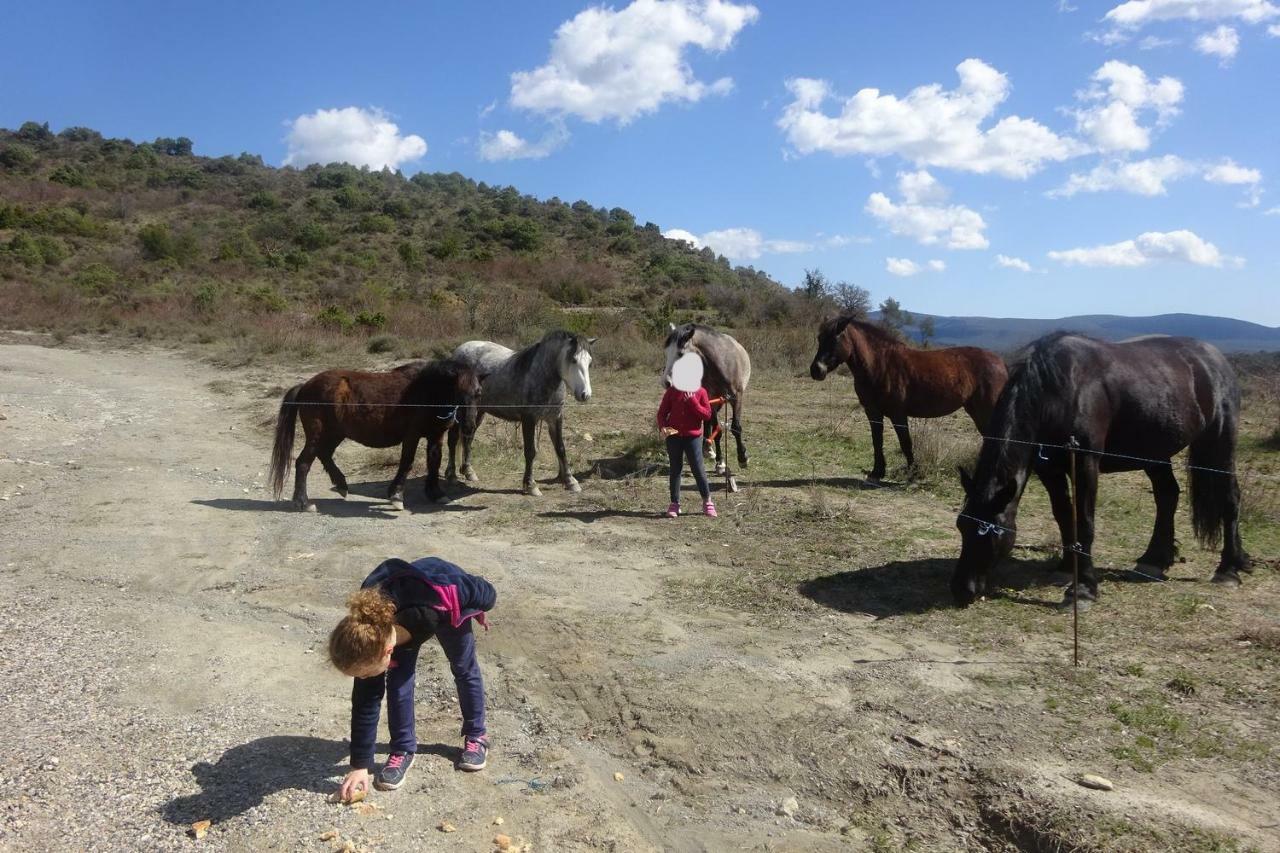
908, 419, 980, 486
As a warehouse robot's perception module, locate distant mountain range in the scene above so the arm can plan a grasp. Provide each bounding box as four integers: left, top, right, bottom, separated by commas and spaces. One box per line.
884, 312, 1280, 353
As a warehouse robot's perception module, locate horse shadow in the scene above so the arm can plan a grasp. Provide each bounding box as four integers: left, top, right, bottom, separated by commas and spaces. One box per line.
539, 509, 659, 523
163, 736, 457, 826
800, 556, 1065, 619
191, 498, 400, 519
750, 475, 892, 491
346, 479, 491, 512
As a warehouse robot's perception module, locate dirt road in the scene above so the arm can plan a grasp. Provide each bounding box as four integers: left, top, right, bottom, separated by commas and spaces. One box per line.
1, 338, 1276, 852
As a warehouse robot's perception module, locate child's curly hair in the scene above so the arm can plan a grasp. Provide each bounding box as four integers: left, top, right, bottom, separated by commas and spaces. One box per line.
328, 588, 397, 673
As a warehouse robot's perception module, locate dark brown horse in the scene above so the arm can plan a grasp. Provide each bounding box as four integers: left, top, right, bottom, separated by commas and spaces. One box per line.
269, 359, 481, 512
954, 333, 1248, 610
810, 317, 1008, 481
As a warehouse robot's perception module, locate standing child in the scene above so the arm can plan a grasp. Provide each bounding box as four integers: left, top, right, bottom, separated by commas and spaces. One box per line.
657, 368, 722, 518
329, 557, 496, 801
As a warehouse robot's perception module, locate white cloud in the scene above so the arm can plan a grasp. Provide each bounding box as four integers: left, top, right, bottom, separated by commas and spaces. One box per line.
663, 226, 812, 260
1072, 62, 1183, 153
1203, 158, 1261, 184
778, 59, 1083, 179
1138, 34, 1180, 46
283, 107, 426, 170
508, 0, 758, 125
995, 254, 1034, 272
1195, 24, 1241, 60
1264, 206, 1280, 215
1104, 0, 1279, 28
1051, 154, 1197, 196
865, 171, 989, 249
1048, 229, 1239, 267
1270, 22, 1280, 32
886, 257, 946, 277
478, 123, 569, 161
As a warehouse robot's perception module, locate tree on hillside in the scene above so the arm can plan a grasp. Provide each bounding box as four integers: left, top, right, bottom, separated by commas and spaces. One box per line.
800, 268, 829, 300
832, 281, 870, 318
878, 297, 914, 338
917, 315, 936, 347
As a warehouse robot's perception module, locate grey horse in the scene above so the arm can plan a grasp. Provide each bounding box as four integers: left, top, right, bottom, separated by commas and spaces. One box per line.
447, 330, 596, 496
663, 323, 751, 492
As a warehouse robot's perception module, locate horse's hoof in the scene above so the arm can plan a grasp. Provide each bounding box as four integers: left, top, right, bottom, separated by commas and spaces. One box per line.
714, 464, 727, 475
566, 480, 582, 494
525, 485, 542, 497
1130, 563, 1168, 583
389, 500, 405, 512
304, 503, 317, 514
429, 493, 450, 505
727, 476, 740, 493
1057, 593, 1094, 613
1211, 571, 1241, 587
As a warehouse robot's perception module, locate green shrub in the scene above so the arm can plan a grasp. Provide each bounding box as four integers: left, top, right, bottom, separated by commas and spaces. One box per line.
0, 145, 37, 169
333, 185, 369, 210
357, 213, 395, 234
355, 310, 387, 330
284, 250, 309, 270
48, 164, 89, 187
295, 222, 332, 250
193, 282, 220, 313
34, 235, 69, 265
398, 241, 423, 271
5, 233, 44, 265
427, 235, 460, 260
367, 334, 400, 354
75, 263, 120, 294
246, 285, 287, 312
247, 190, 281, 210
316, 305, 355, 330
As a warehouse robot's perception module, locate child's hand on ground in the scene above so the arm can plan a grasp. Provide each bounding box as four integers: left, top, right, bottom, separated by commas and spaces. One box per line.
338, 768, 370, 802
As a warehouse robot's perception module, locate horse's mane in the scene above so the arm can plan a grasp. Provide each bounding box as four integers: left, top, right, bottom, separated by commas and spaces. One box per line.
664, 322, 715, 348
832, 316, 903, 349
991, 330, 1085, 443
510, 329, 579, 373
405, 357, 472, 398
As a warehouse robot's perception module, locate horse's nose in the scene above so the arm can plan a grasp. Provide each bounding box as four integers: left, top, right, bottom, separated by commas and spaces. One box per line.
810, 361, 827, 381
578, 390, 591, 403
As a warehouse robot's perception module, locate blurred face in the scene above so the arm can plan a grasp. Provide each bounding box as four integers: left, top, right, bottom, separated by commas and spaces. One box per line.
344, 632, 395, 679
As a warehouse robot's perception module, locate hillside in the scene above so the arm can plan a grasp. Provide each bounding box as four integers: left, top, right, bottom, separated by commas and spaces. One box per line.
0, 121, 805, 363
892, 312, 1280, 354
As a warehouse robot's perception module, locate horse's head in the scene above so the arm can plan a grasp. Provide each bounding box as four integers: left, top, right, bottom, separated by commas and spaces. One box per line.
662, 323, 698, 388
810, 316, 854, 381
558, 333, 596, 403
952, 467, 1020, 607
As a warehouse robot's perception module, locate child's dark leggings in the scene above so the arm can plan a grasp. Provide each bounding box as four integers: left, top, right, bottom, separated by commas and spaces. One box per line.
666, 434, 710, 504
359, 622, 486, 759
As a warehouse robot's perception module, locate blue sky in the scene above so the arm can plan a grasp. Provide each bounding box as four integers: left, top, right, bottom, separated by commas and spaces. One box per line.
3, 0, 1277, 324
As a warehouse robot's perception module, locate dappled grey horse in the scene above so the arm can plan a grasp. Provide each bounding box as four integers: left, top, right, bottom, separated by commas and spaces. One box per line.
663, 323, 751, 492
447, 330, 596, 496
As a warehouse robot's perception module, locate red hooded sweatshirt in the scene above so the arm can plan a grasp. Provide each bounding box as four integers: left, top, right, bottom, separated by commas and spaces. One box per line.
657, 386, 712, 438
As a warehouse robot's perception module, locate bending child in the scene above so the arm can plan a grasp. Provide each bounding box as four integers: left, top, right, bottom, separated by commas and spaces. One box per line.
328, 557, 496, 800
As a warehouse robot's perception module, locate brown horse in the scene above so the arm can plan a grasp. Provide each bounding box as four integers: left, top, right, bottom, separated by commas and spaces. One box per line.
810, 317, 1007, 481
269, 359, 481, 512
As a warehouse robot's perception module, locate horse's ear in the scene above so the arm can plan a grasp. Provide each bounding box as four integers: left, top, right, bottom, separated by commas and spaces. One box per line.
587, 337, 598, 347
957, 466, 973, 495
667, 323, 676, 332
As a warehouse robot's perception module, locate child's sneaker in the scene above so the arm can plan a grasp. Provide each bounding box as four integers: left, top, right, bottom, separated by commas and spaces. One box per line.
374, 751, 414, 790
459, 735, 488, 771
665, 502, 679, 518
703, 501, 717, 518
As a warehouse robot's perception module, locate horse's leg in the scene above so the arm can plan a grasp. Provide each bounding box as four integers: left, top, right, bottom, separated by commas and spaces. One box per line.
548, 415, 581, 493
424, 435, 447, 503
317, 436, 348, 498
731, 395, 748, 469
460, 412, 483, 483
1213, 472, 1249, 585
1060, 456, 1100, 611
865, 408, 887, 482
1037, 468, 1075, 583
445, 423, 459, 483
890, 414, 914, 476
387, 435, 418, 511
712, 407, 727, 476
291, 418, 320, 512
521, 416, 541, 497
1134, 466, 1179, 580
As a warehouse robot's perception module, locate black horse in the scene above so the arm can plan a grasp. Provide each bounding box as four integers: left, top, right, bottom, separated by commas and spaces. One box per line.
953, 332, 1248, 609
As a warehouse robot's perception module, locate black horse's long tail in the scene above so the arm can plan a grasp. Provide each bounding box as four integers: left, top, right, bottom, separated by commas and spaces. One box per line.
269, 384, 303, 499
1187, 407, 1239, 549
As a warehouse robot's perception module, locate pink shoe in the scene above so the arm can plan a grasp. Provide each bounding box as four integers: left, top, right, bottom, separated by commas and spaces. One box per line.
665, 503, 679, 518
703, 501, 717, 518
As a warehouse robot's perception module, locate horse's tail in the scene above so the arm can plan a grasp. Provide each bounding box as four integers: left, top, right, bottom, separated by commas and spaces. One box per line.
269, 384, 303, 499
1187, 395, 1240, 550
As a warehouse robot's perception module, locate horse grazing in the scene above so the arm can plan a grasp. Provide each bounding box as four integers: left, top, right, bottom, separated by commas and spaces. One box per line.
663, 323, 751, 492
269, 359, 481, 512
953, 332, 1248, 609
446, 330, 596, 496
810, 316, 1007, 482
